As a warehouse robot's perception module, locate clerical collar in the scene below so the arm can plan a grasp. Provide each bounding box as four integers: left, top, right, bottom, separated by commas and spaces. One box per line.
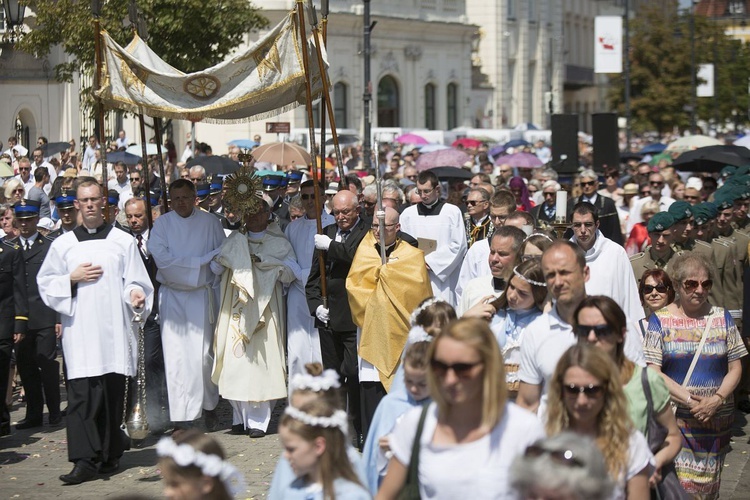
493, 277, 507, 292
74, 223, 112, 241
472, 214, 489, 226
417, 199, 445, 216
374, 239, 398, 257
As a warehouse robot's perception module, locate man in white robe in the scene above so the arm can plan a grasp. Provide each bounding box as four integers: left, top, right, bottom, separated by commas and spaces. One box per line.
399, 170, 466, 306
38, 180, 152, 484
284, 181, 334, 376
149, 179, 225, 427
211, 196, 296, 437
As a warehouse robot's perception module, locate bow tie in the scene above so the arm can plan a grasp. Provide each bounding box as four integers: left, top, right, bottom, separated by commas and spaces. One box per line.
493, 277, 507, 292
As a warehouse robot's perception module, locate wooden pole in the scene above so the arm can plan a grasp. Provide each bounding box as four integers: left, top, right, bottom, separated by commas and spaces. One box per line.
153, 118, 170, 212
296, 0, 328, 305
93, 12, 110, 222
137, 114, 154, 229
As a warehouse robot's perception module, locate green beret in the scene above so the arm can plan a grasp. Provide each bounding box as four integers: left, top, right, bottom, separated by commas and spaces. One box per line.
690, 202, 718, 226
647, 212, 675, 233
712, 189, 735, 211
735, 165, 750, 177
721, 165, 738, 178
668, 201, 693, 221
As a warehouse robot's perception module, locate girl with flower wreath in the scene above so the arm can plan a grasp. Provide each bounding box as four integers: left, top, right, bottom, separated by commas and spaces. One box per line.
278, 398, 371, 499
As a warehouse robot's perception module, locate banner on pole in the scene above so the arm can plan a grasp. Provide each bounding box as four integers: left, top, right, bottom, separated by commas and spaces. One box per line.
697, 64, 715, 97
97, 10, 329, 123
594, 16, 623, 74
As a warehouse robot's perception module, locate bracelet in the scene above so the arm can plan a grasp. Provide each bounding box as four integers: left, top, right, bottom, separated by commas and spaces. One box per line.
686, 395, 693, 404
715, 392, 727, 404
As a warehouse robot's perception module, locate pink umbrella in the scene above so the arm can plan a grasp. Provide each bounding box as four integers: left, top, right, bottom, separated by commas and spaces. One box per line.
496, 152, 543, 168
415, 148, 472, 171
452, 138, 483, 150
395, 133, 429, 145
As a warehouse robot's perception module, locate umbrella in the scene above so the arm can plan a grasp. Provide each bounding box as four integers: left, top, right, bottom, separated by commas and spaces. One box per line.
665, 135, 722, 153
672, 146, 746, 173
324, 134, 359, 145
639, 143, 667, 154
429, 166, 473, 180
106, 151, 141, 166
395, 133, 428, 145
126, 144, 160, 156
228, 139, 259, 149
186, 155, 241, 176
41, 142, 70, 157
452, 138, 483, 149
733, 135, 750, 148
0, 161, 13, 177
513, 122, 540, 131
648, 152, 673, 166
488, 145, 506, 158
503, 139, 531, 149
415, 148, 472, 171
620, 152, 644, 162
418, 144, 451, 153
251, 141, 311, 166
495, 152, 543, 168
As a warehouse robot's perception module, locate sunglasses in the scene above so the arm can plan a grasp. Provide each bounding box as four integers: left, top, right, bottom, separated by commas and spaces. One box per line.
563, 383, 604, 398
643, 283, 669, 294
650, 181, 663, 186
430, 359, 482, 378
466, 200, 485, 206
574, 324, 614, 339
684, 195, 700, 201
683, 279, 713, 293
524, 445, 584, 468
580, 181, 596, 187
363, 200, 377, 206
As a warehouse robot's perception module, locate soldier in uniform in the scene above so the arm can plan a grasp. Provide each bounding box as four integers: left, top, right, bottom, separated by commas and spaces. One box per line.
207, 179, 225, 219
0, 222, 28, 436
629, 212, 680, 285
48, 193, 78, 239
195, 183, 212, 211
715, 188, 749, 271
262, 175, 290, 231
11, 199, 61, 429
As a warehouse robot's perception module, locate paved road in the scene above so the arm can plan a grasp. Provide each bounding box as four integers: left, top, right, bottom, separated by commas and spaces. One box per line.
4, 398, 750, 499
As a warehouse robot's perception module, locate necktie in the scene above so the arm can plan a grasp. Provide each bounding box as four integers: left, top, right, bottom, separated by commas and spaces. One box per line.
136, 234, 145, 255
24, 240, 30, 251
340, 230, 350, 242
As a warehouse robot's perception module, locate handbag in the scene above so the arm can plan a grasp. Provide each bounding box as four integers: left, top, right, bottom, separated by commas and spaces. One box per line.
641, 367, 689, 500
397, 404, 430, 500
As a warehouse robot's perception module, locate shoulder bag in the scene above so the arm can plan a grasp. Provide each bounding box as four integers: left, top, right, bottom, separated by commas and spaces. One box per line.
397, 404, 430, 500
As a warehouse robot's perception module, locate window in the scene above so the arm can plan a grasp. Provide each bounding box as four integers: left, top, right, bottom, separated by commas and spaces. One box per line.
425, 83, 436, 130
507, 0, 515, 19
377, 76, 400, 127
447, 83, 458, 129
334, 82, 348, 128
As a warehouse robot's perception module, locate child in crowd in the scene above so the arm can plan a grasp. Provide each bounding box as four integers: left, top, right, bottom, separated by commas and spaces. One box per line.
278, 399, 371, 499
157, 429, 245, 500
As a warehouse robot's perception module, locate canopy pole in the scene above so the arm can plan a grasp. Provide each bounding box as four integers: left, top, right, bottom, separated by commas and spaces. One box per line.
153, 118, 170, 212
93, 10, 109, 222
296, 0, 328, 307
137, 113, 154, 229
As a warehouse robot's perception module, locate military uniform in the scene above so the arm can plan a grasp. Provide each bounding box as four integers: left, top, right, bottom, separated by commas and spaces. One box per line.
630, 246, 681, 285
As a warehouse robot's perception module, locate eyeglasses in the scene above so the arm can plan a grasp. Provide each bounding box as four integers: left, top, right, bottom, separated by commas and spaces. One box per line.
363, 200, 377, 207
131, 177, 141, 181
543, 191, 556, 197
490, 213, 509, 223
12, 188, 24, 193
580, 181, 597, 187
416, 187, 435, 196
430, 359, 483, 378
499, 169, 511, 174
466, 200, 486, 206
563, 383, 604, 398
650, 181, 664, 187
572, 222, 595, 229
574, 324, 615, 339
524, 445, 584, 468
643, 283, 669, 294
683, 279, 713, 293
684, 195, 700, 201
372, 223, 397, 231
406, 175, 418, 180
19, 167, 30, 171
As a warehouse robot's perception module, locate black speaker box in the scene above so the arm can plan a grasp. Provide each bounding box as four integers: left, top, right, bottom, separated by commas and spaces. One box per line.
592, 113, 619, 171
551, 114, 579, 174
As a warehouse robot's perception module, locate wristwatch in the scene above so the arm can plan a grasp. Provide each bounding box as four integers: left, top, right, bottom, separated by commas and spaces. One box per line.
715, 392, 727, 405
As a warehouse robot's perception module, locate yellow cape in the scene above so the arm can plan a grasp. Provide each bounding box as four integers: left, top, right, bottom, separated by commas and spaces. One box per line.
346, 232, 433, 390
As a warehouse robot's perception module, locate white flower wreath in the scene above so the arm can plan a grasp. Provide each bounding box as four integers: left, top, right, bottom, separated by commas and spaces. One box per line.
289, 369, 341, 393
284, 406, 349, 435
156, 437, 246, 497
409, 297, 450, 327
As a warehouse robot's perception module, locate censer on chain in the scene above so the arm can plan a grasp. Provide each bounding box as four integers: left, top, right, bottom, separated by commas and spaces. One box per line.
121, 310, 150, 440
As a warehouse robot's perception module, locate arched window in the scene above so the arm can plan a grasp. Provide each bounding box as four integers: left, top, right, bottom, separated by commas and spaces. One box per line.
425, 83, 436, 130
447, 83, 458, 129
377, 76, 400, 127
334, 82, 348, 128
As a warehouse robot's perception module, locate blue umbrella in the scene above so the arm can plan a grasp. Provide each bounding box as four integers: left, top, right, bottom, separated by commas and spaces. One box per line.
488, 145, 506, 158
106, 151, 141, 166
639, 143, 667, 154
503, 139, 530, 149
228, 139, 260, 149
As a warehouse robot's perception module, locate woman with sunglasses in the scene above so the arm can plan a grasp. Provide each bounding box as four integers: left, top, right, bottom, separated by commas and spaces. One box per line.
638, 269, 675, 336
643, 252, 748, 498
547, 344, 653, 499
376, 318, 544, 499
574, 296, 681, 496
4, 178, 25, 205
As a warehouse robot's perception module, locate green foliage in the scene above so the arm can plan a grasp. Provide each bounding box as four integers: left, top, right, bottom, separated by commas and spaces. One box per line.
608, 3, 750, 134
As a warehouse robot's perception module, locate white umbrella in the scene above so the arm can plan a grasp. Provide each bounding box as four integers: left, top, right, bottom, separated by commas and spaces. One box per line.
733, 135, 750, 148
665, 135, 722, 153
418, 144, 451, 153
126, 144, 160, 156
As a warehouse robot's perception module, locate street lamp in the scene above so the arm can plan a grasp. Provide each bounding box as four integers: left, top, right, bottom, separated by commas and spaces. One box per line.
2, 0, 26, 43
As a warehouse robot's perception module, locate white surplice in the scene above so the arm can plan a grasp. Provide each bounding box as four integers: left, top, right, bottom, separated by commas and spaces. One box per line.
456, 238, 490, 301
37, 226, 153, 380
149, 208, 225, 422
283, 212, 334, 376
400, 202, 467, 306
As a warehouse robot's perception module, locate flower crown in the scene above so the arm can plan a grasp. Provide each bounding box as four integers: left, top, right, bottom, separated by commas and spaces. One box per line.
156, 437, 246, 497
409, 297, 449, 327
284, 406, 349, 435
513, 265, 547, 287
523, 232, 554, 244
289, 369, 341, 393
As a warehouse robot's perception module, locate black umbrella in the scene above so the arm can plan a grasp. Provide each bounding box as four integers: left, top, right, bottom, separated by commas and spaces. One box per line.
325, 134, 359, 145
673, 147, 747, 172
186, 155, 240, 176
106, 151, 141, 166
41, 142, 70, 156
619, 152, 644, 162
429, 166, 473, 180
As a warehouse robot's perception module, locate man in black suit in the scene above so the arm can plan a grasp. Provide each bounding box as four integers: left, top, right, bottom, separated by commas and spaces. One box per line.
530, 180, 561, 230
306, 190, 369, 443
12, 200, 61, 430
0, 217, 28, 436
567, 169, 624, 246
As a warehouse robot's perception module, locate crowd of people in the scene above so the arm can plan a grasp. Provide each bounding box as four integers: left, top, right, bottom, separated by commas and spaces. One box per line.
1, 130, 750, 500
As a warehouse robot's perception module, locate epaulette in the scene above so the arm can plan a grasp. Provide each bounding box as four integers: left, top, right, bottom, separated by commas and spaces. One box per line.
695, 240, 712, 249
629, 251, 646, 262
712, 238, 731, 248
43, 234, 55, 242
1, 239, 20, 250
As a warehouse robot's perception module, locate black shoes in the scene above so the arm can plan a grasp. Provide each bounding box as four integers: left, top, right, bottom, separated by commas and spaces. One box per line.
59, 459, 99, 485
0, 425, 10, 437
204, 409, 219, 432
229, 424, 245, 435
248, 428, 266, 439
738, 400, 750, 414
99, 458, 120, 474
49, 413, 63, 426
15, 418, 43, 430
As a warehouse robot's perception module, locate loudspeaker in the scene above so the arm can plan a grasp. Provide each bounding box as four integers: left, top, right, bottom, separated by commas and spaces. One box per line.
592, 113, 619, 171
551, 114, 579, 174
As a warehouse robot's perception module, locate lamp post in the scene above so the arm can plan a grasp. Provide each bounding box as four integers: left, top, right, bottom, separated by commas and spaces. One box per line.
2, 0, 26, 43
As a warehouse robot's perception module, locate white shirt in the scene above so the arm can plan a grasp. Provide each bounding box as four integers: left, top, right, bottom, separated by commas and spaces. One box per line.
627, 195, 675, 233
458, 274, 499, 316
456, 238, 490, 300
611, 431, 655, 500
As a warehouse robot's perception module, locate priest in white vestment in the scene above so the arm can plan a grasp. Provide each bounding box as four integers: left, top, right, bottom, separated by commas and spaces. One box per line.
149, 179, 225, 426
38, 180, 153, 483
284, 180, 334, 376
211, 190, 297, 437
399, 171, 466, 306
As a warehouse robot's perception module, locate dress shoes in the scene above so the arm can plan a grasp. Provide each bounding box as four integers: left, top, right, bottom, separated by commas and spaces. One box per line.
0, 425, 10, 437
247, 428, 266, 439
99, 458, 120, 474
229, 424, 245, 435
15, 418, 43, 430
59, 459, 99, 485
49, 413, 63, 426
204, 409, 219, 432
